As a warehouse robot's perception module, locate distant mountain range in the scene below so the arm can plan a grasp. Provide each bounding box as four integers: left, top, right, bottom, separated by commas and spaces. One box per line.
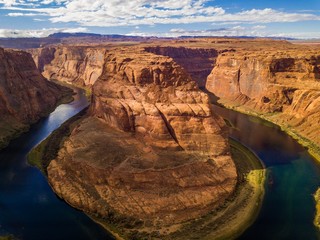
0, 32, 303, 49
0, 32, 152, 49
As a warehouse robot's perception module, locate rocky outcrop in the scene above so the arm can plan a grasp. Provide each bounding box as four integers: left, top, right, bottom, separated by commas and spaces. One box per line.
145, 46, 218, 87
47, 47, 237, 235
0, 47, 71, 149
206, 49, 320, 148
31, 46, 106, 86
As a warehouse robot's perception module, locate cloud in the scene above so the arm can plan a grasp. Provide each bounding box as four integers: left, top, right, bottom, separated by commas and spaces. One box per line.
252, 25, 266, 30
128, 25, 273, 38
1, 1, 320, 27
0, 0, 15, 7
7, 12, 44, 16
129, 25, 320, 39
0, 27, 88, 38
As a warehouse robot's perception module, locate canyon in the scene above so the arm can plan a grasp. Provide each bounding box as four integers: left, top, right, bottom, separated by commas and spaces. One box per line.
30, 46, 106, 87
1, 37, 319, 239
0, 47, 72, 149
205, 42, 320, 158
27, 38, 320, 238
32, 39, 320, 160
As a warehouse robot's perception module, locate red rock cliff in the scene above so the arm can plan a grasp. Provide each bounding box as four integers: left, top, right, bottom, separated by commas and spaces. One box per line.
31, 46, 106, 86
0, 47, 71, 148
206, 48, 320, 147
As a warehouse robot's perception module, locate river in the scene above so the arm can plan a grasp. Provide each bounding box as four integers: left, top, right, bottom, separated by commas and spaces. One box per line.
1, 87, 320, 239
212, 105, 320, 240
0, 88, 113, 240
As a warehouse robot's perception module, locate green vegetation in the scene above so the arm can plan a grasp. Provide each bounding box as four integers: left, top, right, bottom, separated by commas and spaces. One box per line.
51, 79, 92, 101
218, 102, 320, 164
280, 127, 320, 163
85, 87, 92, 100
314, 188, 320, 229
0, 235, 16, 240
27, 107, 88, 174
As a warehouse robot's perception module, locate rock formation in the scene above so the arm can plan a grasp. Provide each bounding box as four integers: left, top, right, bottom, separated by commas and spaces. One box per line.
206, 47, 320, 149
0, 47, 71, 149
47, 47, 237, 235
30, 46, 106, 86
145, 46, 218, 87
34, 38, 320, 238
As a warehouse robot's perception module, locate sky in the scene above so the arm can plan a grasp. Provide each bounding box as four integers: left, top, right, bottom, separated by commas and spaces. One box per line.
0, 0, 320, 38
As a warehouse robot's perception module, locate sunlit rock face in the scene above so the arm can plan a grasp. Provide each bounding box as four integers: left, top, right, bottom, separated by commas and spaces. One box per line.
48, 47, 237, 229
206, 48, 320, 146
30, 46, 106, 86
0, 47, 70, 148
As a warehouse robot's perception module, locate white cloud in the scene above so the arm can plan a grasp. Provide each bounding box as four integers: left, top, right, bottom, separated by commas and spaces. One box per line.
0, 27, 88, 38
252, 25, 266, 30
0, 0, 15, 6
1, 1, 320, 27
8, 12, 44, 16
129, 25, 320, 39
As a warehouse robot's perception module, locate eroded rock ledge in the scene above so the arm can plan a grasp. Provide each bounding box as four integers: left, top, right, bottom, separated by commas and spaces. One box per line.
47, 47, 237, 234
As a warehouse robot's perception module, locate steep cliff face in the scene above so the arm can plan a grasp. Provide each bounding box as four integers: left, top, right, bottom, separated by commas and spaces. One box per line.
145, 46, 218, 87
0, 47, 71, 149
31, 46, 106, 86
48, 47, 237, 232
31, 47, 56, 72
206, 49, 320, 148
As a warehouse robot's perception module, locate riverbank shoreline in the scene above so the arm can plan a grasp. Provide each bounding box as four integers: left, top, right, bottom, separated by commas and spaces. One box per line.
216, 100, 320, 163
0, 81, 73, 152
164, 138, 266, 240
28, 104, 266, 240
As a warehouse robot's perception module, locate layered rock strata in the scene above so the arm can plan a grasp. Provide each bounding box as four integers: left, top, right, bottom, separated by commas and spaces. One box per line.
30, 46, 106, 86
0, 47, 71, 149
206, 49, 320, 148
47, 47, 237, 233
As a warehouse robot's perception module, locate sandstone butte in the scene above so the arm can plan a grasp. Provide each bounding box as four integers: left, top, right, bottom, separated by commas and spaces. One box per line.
28, 38, 320, 238
0, 47, 72, 149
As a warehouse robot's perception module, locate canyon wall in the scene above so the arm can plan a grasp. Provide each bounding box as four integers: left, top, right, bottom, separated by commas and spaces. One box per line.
30, 46, 106, 86
0, 47, 71, 149
206, 49, 320, 148
47, 47, 237, 234
145, 46, 218, 87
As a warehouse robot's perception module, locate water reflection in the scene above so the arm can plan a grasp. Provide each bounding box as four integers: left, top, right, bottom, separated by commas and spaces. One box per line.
212, 105, 320, 240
